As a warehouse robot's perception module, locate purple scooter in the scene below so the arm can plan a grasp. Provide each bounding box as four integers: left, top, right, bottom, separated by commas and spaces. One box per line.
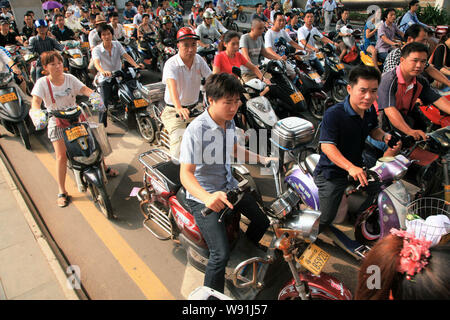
270, 117, 414, 260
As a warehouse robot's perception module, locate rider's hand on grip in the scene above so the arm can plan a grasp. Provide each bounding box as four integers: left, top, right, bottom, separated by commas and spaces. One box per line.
202, 191, 234, 217
347, 165, 368, 187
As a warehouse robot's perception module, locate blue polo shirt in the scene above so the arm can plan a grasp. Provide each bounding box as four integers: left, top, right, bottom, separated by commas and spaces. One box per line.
179, 108, 239, 203
314, 96, 379, 179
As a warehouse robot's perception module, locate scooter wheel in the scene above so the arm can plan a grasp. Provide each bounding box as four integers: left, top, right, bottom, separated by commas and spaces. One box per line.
17, 122, 31, 150
89, 183, 115, 220
354, 207, 380, 246
136, 115, 157, 143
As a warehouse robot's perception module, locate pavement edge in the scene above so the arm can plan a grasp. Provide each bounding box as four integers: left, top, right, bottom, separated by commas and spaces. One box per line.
0, 150, 80, 301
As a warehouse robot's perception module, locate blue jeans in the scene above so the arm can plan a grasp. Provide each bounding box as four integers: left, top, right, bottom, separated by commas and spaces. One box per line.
187, 193, 269, 293
310, 58, 325, 76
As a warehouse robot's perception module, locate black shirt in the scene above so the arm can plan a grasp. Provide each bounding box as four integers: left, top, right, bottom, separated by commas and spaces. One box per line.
432, 44, 449, 71
22, 25, 36, 40
0, 31, 20, 47
50, 25, 75, 42
314, 96, 379, 179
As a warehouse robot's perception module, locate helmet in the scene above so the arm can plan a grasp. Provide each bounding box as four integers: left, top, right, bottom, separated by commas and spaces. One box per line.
29, 109, 48, 131
203, 11, 214, 19
34, 19, 48, 28
176, 27, 199, 42
162, 15, 172, 25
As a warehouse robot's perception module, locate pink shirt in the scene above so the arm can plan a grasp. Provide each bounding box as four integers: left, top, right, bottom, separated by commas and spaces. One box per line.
213, 51, 248, 75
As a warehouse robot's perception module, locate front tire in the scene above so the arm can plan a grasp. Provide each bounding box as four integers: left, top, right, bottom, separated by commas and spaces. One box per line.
89, 183, 114, 219
308, 96, 326, 120
354, 206, 380, 246
136, 114, 157, 143
17, 121, 31, 150
332, 83, 347, 102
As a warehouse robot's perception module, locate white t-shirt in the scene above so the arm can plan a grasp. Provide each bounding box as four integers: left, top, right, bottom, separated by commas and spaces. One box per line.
162, 53, 211, 106
264, 29, 292, 61
31, 74, 85, 128
297, 25, 323, 49
0, 48, 11, 73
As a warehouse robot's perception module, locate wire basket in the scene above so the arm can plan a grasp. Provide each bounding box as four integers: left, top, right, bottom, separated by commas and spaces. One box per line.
405, 197, 450, 245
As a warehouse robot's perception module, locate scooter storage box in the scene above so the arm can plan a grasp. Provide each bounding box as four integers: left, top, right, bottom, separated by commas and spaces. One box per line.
271, 117, 314, 150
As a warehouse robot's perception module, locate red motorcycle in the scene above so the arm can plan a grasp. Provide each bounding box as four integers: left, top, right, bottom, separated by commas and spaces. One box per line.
136, 148, 352, 300
418, 94, 450, 132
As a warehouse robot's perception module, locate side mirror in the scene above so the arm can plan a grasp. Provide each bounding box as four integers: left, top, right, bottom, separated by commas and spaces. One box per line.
232, 66, 241, 78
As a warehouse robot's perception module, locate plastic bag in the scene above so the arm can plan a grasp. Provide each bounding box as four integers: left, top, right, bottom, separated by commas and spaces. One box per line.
89, 122, 112, 157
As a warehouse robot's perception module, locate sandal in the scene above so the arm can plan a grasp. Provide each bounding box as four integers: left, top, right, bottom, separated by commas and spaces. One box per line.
57, 193, 70, 208
106, 167, 119, 178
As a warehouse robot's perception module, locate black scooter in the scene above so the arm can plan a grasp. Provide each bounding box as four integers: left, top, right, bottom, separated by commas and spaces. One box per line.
0, 72, 32, 149
49, 105, 114, 219
97, 66, 156, 142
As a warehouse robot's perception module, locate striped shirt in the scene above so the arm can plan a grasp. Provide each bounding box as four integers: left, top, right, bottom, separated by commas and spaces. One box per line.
29, 35, 63, 56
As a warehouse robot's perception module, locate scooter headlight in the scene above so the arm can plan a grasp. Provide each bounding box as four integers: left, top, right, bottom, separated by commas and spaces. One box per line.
250, 100, 270, 113
74, 149, 100, 165
133, 89, 143, 99
329, 56, 339, 64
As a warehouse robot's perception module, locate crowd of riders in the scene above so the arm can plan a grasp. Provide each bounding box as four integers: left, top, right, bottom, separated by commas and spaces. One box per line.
0, 0, 449, 300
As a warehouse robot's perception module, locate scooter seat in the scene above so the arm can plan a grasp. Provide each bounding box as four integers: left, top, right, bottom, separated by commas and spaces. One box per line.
153, 160, 181, 193
305, 154, 320, 175
175, 187, 191, 212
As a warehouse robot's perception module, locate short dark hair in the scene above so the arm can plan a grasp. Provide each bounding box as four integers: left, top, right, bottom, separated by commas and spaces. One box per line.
205, 73, 243, 101
111, 12, 119, 18
273, 12, 284, 22
54, 13, 64, 20
404, 24, 426, 41
98, 23, 114, 36
409, 0, 419, 8
142, 13, 149, 19
255, 3, 263, 8
382, 8, 396, 21
348, 65, 381, 86
401, 41, 429, 58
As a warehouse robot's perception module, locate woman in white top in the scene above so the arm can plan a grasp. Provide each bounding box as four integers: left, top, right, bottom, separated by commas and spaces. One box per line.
30, 51, 117, 207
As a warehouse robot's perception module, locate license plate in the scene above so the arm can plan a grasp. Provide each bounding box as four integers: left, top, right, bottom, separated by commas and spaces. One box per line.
232, 14, 237, 19
134, 99, 149, 108
290, 92, 304, 104
65, 125, 88, 141
81, 42, 89, 48
72, 54, 82, 59
309, 72, 320, 80
336, 63, 345, 70
0, 92, 18, 103
297, 243, 330, 275
316, 52, 324, 59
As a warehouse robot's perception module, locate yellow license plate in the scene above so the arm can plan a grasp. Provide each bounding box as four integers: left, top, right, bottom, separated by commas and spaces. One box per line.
336, 63, 344, 70
134, 99, 149, 108
65, 125, 88, 141
316, 52, 324, 59
232, 14, 237, 19
309, 72, 320, 80
290, 92, 304, 104
0, 92, 18, 103
297, 243, 330, 275
72, 54, 82, 59
81, 42, 89, 48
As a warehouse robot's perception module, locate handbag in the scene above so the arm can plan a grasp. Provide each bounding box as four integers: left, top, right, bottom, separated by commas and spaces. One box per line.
46, 76, 86, 128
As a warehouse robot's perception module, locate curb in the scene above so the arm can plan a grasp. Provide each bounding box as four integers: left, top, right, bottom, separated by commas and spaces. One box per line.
0, 153, 80, 301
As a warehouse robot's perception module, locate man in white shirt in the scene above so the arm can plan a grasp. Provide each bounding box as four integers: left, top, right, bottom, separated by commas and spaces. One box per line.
109, 12, 127, 41
133, 5, 145, 26
298, 10, 338, 75
92, 24, 143, 127
264, 12, 302, 77
323, 0, 337, 32
161, 27, 212, 159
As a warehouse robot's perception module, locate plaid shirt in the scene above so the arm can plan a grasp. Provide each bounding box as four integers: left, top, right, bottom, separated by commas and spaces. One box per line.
383, 47, 430, 74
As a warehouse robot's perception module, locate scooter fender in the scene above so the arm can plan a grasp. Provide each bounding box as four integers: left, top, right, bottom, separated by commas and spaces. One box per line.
278, 271, 352, 300
169, 196, 205, 247
82, 166, 104, 189
118, 86, 133, 105
0, 88, 28, 122
335, 78, 348, 86
377, 189, 401, 238
285, 168, 320, 210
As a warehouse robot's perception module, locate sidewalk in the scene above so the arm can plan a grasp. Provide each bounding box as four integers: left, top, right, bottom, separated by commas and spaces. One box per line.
0, 157, 79, 300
